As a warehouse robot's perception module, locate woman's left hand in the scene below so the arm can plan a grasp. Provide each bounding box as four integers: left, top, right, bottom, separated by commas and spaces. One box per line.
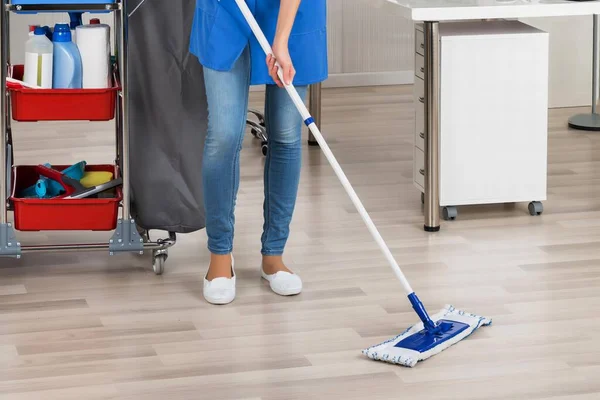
267, 40, 295, 88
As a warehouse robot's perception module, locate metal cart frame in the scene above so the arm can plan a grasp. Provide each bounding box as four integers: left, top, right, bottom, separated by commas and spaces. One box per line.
0, 1, 175, 274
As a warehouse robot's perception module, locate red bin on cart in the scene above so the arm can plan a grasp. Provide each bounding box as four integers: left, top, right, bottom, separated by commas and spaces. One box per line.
10, 164, 122, 231
8, 65, 119, 122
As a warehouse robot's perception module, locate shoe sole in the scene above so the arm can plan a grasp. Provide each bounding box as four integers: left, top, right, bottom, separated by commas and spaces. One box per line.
272, 287, 302, 296
204, 296, 235, 305
261, 276, 302, 296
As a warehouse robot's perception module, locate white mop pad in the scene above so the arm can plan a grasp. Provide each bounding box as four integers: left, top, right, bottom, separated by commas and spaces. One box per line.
363, 305, 492, 367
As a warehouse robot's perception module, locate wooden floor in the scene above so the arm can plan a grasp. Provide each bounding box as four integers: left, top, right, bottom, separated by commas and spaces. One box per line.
1, 85, 600, 399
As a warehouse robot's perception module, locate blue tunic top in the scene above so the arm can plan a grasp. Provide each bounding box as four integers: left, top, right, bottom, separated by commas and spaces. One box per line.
190, 0, 328, 86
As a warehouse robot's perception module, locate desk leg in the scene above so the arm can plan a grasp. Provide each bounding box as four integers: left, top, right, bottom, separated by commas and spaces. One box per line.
569, 14, 600, 131
424, 21, 441, 232
308, 82, 321, 146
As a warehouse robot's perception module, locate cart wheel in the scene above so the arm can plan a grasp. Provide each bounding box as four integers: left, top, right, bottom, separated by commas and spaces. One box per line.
528, 201, 543, 216
261, 142, 268, 156
152, 251, 168, 275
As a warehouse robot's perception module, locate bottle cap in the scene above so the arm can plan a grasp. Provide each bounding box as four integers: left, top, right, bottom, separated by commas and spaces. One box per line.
33, 26, 46, 36
52, 24, 72, 42
90, 18, 101, 24
29, 25, 38, 32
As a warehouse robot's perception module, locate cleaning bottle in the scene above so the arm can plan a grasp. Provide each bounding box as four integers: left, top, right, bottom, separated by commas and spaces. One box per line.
23, 26, 53, 89
68, 12, 83, 44
42, 26, 53, 41
28, 25, 39, 37
52, 24, 83, 89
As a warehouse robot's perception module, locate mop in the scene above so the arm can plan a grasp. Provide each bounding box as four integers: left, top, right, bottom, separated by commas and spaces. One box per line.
233, 0, 492, 367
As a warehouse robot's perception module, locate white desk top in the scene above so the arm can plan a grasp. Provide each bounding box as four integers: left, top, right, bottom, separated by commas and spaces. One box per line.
380, 0, 600, 21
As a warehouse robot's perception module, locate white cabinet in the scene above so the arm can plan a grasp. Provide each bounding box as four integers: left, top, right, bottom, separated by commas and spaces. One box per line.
413, 21, 549, 218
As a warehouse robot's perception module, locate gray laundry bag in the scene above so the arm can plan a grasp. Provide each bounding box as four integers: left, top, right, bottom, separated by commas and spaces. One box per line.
127, 0, 207, 233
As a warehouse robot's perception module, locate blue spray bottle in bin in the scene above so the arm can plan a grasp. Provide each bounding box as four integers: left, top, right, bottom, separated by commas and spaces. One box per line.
52, 24, 83, 89
42, 26, 53, 41
68, 12, 83, 43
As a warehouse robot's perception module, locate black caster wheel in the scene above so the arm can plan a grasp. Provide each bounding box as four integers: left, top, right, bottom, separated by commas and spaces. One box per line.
442, 206, 458, 221
261, 141, 268, 156
528, 201, 543, 216
152, 250, 168, 275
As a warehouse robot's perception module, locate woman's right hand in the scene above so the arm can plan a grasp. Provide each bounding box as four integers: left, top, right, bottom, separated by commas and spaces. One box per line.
267, 39, 295, 88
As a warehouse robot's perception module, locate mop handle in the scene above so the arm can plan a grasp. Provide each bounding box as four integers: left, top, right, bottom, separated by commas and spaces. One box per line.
233, 0, 415, 296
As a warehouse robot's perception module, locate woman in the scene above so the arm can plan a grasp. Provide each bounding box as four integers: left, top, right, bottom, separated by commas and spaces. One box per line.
190, 0, 328, 304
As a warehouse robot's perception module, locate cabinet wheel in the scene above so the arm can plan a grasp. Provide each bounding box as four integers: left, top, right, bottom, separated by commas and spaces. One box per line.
528, 201, 543, 216
261, 141, 268, 156
442, 206, 458, 221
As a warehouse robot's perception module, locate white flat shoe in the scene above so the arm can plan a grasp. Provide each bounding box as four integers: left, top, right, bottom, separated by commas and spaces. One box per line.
261, 269, 302, 296
203, 256, 236, 305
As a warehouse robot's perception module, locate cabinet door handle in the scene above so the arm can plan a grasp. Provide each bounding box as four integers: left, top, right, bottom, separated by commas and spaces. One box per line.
420, 67, 425, 73
419, 132, 425, 139
419, 169, 425, 176
420, 43, 425, 49
418, 96, 425, 103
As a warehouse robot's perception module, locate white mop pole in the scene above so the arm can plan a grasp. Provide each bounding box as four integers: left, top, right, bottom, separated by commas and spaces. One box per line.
233, 0, 415, 297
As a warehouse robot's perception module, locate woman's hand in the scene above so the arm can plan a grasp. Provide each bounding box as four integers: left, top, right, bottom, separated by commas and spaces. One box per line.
267, 39, 295, 88
268, 0, 300, 87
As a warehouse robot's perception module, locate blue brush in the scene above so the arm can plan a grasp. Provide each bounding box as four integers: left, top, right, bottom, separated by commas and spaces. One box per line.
233, 0, 491, 367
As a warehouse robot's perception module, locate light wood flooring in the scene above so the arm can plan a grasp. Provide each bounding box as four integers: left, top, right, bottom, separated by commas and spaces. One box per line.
1, 85, 600, 399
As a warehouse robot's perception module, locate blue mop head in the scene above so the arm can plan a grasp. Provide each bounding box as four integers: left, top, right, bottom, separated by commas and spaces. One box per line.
362, 305, 492, 367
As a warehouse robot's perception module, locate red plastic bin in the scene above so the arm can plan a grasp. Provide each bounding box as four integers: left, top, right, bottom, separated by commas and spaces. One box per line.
8, 65, 119, 122
10, 164, 122, 231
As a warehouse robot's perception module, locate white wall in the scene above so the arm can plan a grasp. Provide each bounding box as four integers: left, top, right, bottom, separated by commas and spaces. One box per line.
521, 16, 593, 108
325, 0, 413, 87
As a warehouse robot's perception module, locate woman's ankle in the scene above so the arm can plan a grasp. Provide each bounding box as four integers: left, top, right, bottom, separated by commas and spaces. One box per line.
206, 253, 233, 280
262, 255, 293, 275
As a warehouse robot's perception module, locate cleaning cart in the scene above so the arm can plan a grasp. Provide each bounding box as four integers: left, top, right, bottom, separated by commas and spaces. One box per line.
0, 0, 176, 274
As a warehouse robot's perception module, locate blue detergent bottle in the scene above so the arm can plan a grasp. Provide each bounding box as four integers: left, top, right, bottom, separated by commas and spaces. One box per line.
52, 23, 83, 89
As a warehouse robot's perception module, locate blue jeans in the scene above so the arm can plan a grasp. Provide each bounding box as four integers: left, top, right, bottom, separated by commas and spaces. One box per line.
202, 47, 308, 256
